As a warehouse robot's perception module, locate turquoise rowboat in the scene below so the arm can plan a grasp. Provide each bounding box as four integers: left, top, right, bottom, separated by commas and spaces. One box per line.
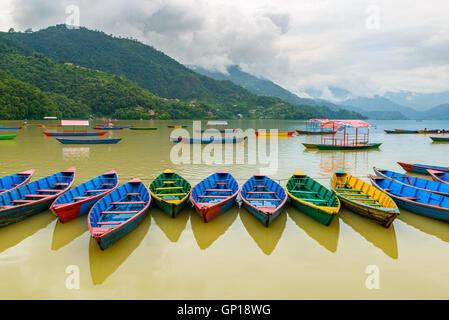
56, 138, 121, 144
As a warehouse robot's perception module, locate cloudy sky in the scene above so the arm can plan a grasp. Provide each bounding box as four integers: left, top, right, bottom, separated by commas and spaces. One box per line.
1, 0, 449, 98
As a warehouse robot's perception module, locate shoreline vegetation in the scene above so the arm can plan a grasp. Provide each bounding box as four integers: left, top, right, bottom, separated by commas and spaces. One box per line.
0, 24, 364, 121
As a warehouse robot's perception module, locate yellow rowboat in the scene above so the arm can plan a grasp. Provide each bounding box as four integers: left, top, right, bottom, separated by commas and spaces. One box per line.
330, 170, 399, 227
255, 131, 295, 137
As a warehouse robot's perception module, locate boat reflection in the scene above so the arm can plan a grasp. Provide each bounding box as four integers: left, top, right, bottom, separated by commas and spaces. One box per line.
0, 211, 55, 254
190, 207, 238, 250
89, 215, 151, 285
51, 218, 88, 251
398, 209, 449, 243
152, 207, 190, 242
287, 208, 339, 253
339, 208, 398, 259
62, 147, 90, 160
239, 209, 287, 255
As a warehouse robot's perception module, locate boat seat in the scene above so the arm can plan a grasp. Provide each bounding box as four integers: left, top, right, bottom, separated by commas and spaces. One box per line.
306, 199, 327, 202
248, 198, 281, 201
254, 185, 266, 188
24, 194, 49, 198
53, 182, 69, 186
366, 203, 384, 207
11, 199, 35, 203
36, 189, 60, 193
247, 191, 276, 194
156, 187, 183, 190
336, 188, 362, 192
342, 193, 371, 197
205, 189, 232, 192
111, 201, 146, 205
256, 205, 277, 208
101, 183, 114, 186
101, 211, 138, 214
158, 193, 186, 196
163, 181, 175, 184
126, 193, 140, 195
215, 182, 227, 185
350, 198, 377, 202
85, 189, 107, 193
198, 195, 228, 198
97, 221, 123, 225
290, 190, 316, 194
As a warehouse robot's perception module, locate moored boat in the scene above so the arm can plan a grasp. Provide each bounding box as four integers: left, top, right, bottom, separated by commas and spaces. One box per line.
0, 134, 17, 140
168, 125, 187, 129
93, 126, 123, 130
285, 171, 340, 226
88, 177, 151, 250
190, 171, 240, 222
255, 131, 295, 136
0, 126, 22, 130
330, 170, 399, 227
295, 129, 336, 135
170, 136, 247, 144
373, 167, 449, 197
43, 131, 107, 136
369, 175, 449, 222
240, 174, 287, 227
0, 169, 35, 194
50, 171, 119, 222
418, 129, 440, 134
397, 162, 449, 175
430, 136, 449, 142
428, 169, 449, 185
55, 138, 121, 144
130, 127, 158, 130
149, 169, 191, 218
303, 142, 381, 150
384, 130, 418, 134
0, 168, 76, 227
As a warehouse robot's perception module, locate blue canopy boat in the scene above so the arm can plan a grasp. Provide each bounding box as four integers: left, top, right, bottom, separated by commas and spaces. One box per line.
369, 175, 449, 222
397, 162, 449, 175
50, 170, 119, 222
170, 137, 247, 144
56, 138, 121, 144
373, 167, 449, 196
240, 174, 287, 227
428, 169, 449, 185
0, 169, 34, 194
0, 168, 76, 227
88, 178, 150, 250
190, 171, 240, 222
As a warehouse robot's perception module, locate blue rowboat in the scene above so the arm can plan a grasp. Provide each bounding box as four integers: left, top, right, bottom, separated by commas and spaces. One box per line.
56, 138, 121, 144
190, 171, 240, 222
385, 130, 418, 134
88, 178, 151, 250
50, 170, 119, 222
0, 168, 76, 227
374, 167, 449, 196
397, 162, 449, 175
369, 175, 449, 222
240, 174, 288, 227
0, 126, 22, 130
428, 169, 449, 185
0, 169, 34, 194
170, 137, 247, 144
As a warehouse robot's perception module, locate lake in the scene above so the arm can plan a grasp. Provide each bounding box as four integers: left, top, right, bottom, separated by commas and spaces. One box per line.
0, 119, 449, 299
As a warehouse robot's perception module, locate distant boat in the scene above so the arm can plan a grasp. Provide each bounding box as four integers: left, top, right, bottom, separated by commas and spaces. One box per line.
397, 162, 449, 175
0, 169, 34, 194
93, 126, 123, 130
168, 125, 187, 129
303, 142, 382, 150
88, 178, 151, 250
130, 127, 158, 130
43, 131, 106, 136
190, 171, 240, 222
0, 126, 22, 130
384, 129, 418, 134
240, 174, 288, 227
430, 136, 449, 142
170, 136, 247, 144
0, 134, 17, 140
295, 129, 336, 135
56, 138, 121, 144
255, 131, 295, 136
0, 168, 76, 227
38, 124, 62, 128
418, 129, 440, 134
50, 170, 119, 222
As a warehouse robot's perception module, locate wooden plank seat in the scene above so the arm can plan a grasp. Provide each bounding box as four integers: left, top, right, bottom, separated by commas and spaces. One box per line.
110, 201, 146, 205
205, 189, 232, 192
248, 198, 281, 201
101, 211, 138, 214
350, 198, 378, 202
158, 193, 186, 196
305, 198, 327, 202
85, 189, 107, 193
53, 182, 69, 186
367, 203, 384, 207
254, 185, 266, 188
126, 193, 140, 195
101, 183, 115, 186
162, 181, 175, 184
256, 205, 277, 208
290, 190, 317, 194
336, 188, 363, 192
36, 189, 61, 193
341, 193, 370, 197
156, 187, 183, 191
198, 195, 228, 198
97, 221, 123, 225
25, 194, 49, 198
247, 191, 276, 194
215, 182, 227, 185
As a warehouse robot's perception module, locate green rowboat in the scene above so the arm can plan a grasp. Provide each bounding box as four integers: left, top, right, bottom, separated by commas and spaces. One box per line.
285, 171, 340, 225
0, 134, 17, 140
430, 136, 449, 142
130, 127, 158, 130
149, 169, 192, 217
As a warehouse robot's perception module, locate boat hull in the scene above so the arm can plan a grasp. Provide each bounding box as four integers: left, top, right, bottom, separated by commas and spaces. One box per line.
397, 162, 449, 175
303, 143, 381, 150
385, 130, 418, 134
0, 127, 21, 130
295, 130, 336, 135
56, 138, 121, 144
43, 131, 106, 136
242, 201, 285, 227
431, 136, 449, 142
0, 198, 55, 227
130, 127, 157, 130
0, 134, 17, 140
194, 195, 237, 222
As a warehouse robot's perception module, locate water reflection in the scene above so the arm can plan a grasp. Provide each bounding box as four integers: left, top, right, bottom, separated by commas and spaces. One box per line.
51, 218, 88, 250
287, 208, 339, 253
152, 207, 189, 242
89, 215, 151, 285
398, 209, 449, 243
339, 209, 398, 259
239, 209, 287, 255
190, 207, 238, 250
0, 211, 55, 254
62, 147, 90, 160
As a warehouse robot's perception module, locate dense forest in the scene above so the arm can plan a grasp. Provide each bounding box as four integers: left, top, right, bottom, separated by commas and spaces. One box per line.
0, 25, 364, 120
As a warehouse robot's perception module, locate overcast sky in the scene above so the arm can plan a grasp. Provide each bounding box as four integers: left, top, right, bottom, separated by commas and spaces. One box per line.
1, 0, 448, 98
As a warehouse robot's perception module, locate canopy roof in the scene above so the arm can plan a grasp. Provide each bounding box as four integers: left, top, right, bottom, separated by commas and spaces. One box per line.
61, 120, 89, 126
321, 120, 372, 129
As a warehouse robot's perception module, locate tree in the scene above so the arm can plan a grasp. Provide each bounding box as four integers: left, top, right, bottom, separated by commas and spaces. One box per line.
8, 28, 15, 33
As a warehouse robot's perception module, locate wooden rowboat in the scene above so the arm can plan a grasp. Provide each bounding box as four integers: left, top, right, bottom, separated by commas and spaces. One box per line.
190, 171, 240, 222
373, 167, 449, 197
285, 171, 340, 226
330, 170, 399, 227
240, 174, 287, 227
255, 131, 295, 136
88, 178, 151, 250
43, 131, 107, 136
168, 125, 187, 129
50, 170, 119, 222
397, 162, 449, 175
418, 129, 440, 134
0, 126, 22, 130
384, 130, 418, 134
369, 175, 449, 222
0, 134, 17, 140
130, 127, 158, 130
303, 142, 381, 150
0, 169, 34, 195
428, 169, 449, 185
0, 168, 76, 227
149, 169, 191, 218
56, 138, 121, 144
430, 136, 449, 142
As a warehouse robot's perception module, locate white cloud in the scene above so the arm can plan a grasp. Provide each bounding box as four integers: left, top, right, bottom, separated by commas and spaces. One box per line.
4, 0, 449, 96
